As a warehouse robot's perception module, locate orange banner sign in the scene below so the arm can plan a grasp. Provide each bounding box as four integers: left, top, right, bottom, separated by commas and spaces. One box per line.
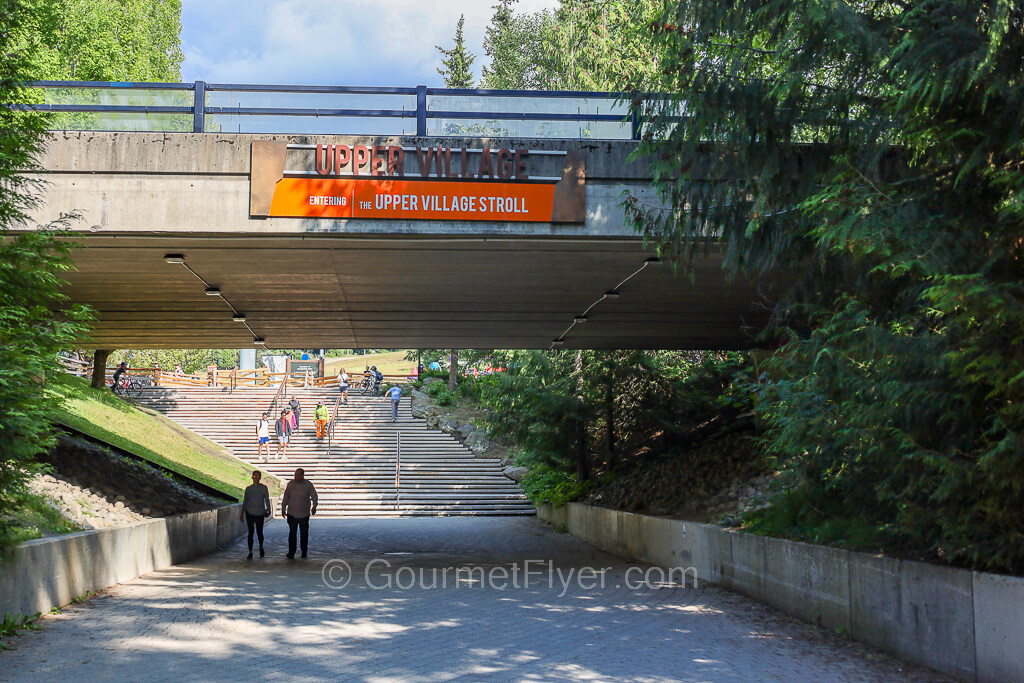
249, 141, 585, 222
268, 177, 556, 221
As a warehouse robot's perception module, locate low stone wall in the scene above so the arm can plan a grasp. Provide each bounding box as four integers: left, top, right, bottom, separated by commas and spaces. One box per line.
0, 504, 245, 617
537, 502, 1023, 683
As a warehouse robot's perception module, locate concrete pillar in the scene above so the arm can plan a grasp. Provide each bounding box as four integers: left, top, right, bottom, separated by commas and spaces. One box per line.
239, 349, 256, 370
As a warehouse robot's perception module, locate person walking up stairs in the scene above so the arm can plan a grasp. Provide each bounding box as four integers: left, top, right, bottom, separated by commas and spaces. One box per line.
315, 401, 330, 440
384, 384, 402, 423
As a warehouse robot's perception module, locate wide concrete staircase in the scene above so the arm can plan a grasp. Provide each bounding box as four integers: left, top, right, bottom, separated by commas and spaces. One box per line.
135, 386, 534, 517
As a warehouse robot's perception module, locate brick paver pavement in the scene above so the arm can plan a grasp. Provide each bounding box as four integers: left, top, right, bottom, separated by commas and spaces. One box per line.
1, 517, 949, 682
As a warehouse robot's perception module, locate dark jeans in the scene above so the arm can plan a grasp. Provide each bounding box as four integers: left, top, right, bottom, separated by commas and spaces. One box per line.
287, 514, 310, 556
245, 512, 265, 550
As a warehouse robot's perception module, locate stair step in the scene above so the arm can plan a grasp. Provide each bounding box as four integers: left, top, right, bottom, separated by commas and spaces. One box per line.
137, 385, 532, 516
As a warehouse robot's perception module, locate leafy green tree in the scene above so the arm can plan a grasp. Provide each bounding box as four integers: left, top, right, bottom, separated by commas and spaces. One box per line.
108, 349, 238, 374
627, 0, 1024, 571
480, 0, 554, 89
0, 0, 93, 548
436, 14, 476, 88
476, 0, 662, 92
32, 0, 184, 81
25, 0, 186, 132
482, 349, 741, 485
484, 351, 590, 476
542, 0, 663, 91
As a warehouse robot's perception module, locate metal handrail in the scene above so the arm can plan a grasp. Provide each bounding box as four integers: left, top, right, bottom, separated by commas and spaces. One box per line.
208, 83, 417, 94
228, 367, 238, 393
267, 377, 287, 419
31, 80, 193, 89
395, 432, 401, 511
18, 80, 645, 139
326, 396, 342, 458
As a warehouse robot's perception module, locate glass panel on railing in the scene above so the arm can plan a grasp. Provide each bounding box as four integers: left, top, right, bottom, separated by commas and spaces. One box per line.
427, 117, 632, 140
36, 86, 193, 107
427, 94, 630, 117
47, 112, 192, 132
206, 90, 416, 113
206, 114, 414, 135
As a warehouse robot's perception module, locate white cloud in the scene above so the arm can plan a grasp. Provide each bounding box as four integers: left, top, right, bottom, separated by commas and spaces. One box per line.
181, 0, 559, 86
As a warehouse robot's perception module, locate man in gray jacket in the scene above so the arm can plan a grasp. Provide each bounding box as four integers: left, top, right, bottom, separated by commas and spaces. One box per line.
240, 470, 272, 559
281, 468, 318, 558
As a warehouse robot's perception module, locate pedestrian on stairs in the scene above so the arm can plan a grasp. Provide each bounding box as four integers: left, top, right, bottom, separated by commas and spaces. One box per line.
315, 401, 330, 439
337, 367, 350, 403
289, 395, 302, 429
240, 470, 271, 559
384, 384, 402, 422
281, 468, 318, 559
256, 412, 271, 461
275, 409, 292, 459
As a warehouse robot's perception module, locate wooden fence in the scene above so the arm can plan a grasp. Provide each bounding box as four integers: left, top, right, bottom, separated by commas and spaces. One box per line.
58, 357, 413, 389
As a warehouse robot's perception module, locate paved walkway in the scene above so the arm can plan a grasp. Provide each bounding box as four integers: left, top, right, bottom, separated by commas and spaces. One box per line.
1, 517, 947, 682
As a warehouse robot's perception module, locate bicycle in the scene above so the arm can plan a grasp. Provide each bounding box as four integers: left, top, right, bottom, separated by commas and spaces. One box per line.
112, 375, 145, 398
359, 376, 381, 395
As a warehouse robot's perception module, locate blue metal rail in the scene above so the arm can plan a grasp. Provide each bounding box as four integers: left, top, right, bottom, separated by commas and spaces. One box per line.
20, 80, 645, 140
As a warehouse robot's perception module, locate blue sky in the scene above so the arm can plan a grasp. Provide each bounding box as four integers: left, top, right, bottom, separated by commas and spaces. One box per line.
181, 0, 558, 87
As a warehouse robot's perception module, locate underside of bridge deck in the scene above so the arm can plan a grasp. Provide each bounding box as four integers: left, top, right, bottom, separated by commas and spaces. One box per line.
64, 233, 774, 350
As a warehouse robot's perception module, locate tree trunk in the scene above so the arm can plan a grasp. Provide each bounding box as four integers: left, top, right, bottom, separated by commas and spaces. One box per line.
91, 349, 111, 389
448, 349, 458, 390
576, 417, 590, 482
574, 350, 590, 482
604, 372, 616, 468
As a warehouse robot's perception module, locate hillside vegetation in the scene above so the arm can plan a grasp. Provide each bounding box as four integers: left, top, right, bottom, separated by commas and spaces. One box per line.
46, 374, 280, 500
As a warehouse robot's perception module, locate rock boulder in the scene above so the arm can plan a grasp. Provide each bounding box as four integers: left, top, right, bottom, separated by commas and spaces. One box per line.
503, 466, 528, 483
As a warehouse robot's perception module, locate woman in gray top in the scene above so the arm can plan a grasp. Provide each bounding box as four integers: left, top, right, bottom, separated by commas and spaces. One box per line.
240, 470, 272, 559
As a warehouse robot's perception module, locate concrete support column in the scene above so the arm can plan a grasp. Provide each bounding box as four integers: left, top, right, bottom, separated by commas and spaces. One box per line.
239, 349, 256, 370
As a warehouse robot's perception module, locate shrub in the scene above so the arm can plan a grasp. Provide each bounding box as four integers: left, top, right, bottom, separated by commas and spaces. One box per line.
433, 388, 456, 406
519, 464, 592, 507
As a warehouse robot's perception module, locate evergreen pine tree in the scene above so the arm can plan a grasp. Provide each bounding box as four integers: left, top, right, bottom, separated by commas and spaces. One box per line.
435, 14, 475, 88
480, 0, 516, 88
624, 0, 1024, 572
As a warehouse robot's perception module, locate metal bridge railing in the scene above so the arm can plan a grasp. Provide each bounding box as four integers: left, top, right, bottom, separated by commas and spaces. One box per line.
15, 80, 648, 140
326, 396, 342, 458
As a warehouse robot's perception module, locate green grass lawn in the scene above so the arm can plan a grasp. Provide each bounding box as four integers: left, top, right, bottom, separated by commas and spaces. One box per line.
46, 374, 280, 500
325, 350, 415, 377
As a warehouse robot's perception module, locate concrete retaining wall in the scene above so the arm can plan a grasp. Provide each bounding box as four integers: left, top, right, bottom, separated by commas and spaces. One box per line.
0, 504, 245, 618
537, 502, 1024, 682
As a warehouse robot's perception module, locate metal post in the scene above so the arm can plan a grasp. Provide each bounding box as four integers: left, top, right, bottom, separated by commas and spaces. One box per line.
395, 432, 401, 509
193, 80, 206, 133
415, 85, 426, 137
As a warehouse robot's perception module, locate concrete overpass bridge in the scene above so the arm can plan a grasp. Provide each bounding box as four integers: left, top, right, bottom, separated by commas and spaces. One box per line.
26, 81, 772, 350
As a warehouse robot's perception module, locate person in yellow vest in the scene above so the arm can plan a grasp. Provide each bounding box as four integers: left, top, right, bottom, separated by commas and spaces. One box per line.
314, 401, 330, 440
